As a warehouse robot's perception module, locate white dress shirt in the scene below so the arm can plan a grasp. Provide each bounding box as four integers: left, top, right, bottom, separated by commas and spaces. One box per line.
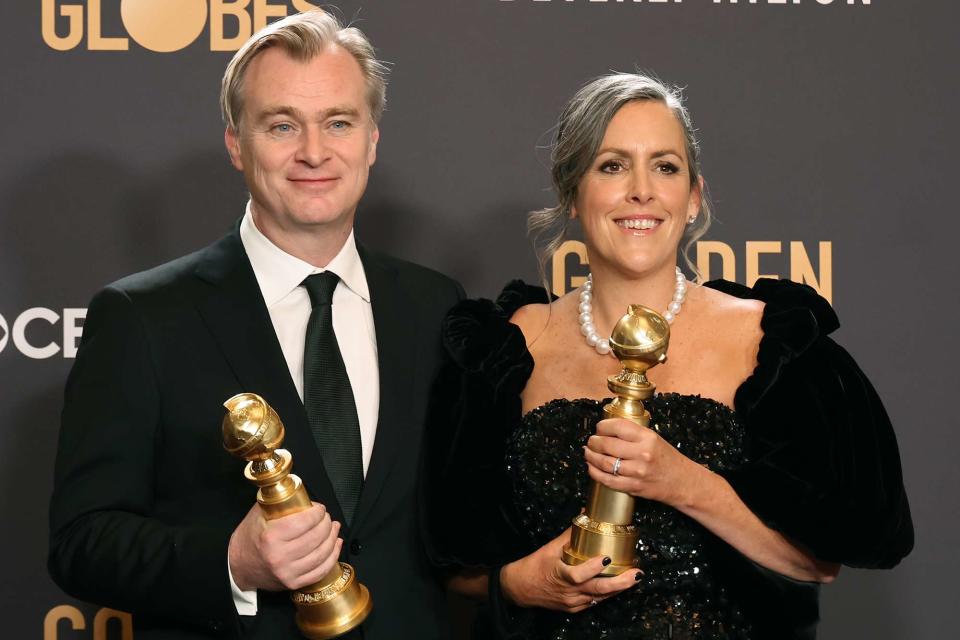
230, 204, 380, 614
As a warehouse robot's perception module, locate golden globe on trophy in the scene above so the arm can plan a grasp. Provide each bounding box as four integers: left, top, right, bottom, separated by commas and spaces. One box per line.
562, 304, 670, 576
222, 393, 372, 639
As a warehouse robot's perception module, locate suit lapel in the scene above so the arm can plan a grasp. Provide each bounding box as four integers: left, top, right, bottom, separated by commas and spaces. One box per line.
191, 229, 347, 525
352, 246, 419, 530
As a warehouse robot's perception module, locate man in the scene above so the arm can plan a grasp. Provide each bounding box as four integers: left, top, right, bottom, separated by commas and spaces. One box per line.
49, 10, 460, 639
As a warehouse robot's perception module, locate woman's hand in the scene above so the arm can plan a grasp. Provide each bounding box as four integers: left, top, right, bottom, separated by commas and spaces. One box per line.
586, 418, 841, 583
499, 527, 641, 612
584, 417, 707, 509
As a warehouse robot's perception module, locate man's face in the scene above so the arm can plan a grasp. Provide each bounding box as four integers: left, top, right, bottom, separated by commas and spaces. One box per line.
226, 46, 378, 246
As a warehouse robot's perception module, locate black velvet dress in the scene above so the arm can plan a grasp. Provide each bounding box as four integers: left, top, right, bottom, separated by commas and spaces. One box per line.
424, 279, 913, 640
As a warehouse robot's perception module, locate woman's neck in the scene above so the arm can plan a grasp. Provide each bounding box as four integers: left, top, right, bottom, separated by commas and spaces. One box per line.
587, 262, 683, 336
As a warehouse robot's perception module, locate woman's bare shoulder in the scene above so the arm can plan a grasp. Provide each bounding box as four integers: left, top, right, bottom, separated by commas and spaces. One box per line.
687, 284, 765, 350
508, 302, 549, 344
509, 291, 577, 346
698, 284, 764, 321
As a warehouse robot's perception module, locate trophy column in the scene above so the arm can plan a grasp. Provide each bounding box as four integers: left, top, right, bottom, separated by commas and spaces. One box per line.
562, 304, 670, 576
222, 393, 372, 639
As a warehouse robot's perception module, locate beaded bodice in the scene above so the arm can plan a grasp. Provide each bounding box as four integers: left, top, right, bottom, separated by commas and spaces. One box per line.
505, 393, 751, 640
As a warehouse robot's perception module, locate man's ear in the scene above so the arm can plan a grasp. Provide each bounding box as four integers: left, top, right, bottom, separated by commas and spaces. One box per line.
368, 125, 379, 166
225, 127, 243, 171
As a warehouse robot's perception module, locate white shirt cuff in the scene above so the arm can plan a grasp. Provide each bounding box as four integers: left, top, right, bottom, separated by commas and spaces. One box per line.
228, 559, 258, 616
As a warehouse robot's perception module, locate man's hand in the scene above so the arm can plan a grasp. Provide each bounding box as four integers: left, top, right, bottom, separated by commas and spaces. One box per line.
228, 502, 342, 592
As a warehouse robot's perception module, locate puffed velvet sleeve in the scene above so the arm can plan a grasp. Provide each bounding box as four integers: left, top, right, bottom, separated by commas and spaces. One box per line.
710, 278, 913, 569
423, 281, 549, 571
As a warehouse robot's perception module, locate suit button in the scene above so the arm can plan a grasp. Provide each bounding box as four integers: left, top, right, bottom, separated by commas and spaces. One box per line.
350, 540, 362, 556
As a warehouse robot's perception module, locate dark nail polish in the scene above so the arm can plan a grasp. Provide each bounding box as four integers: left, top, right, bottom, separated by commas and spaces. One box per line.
602, 556, 612, 566
635, 571, 644, 581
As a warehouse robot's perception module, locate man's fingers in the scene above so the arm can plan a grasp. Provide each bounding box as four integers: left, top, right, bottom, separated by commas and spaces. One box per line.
285, 526, 341, 585
306, 518, 340, 560
278, 520, 342, 589
287, 538, 344, 591
289, 519, 341, 566
231, 503, 343, 592
296, 538, 344, 589
315, 538, 345, 580
260, 509, 338, 581
270, 504, 328, 541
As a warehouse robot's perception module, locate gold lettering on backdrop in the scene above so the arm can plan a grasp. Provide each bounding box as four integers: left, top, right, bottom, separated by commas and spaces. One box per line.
790, 241, 832, 302
88, 0, 129, 50
43, 605, 85, 639
254, 0, 288, 31
209, 0, 320, 51
210, 0, 253, 51
44, 606, 134, 640
93, 608, 133, 640
120, 0, 208, 53
41, 1, 321, 52
41, 0, 84, 51
551, 240, 589, 297
695, 241, 736, 281
552, 240, 833, 304
745, 241, 782, 285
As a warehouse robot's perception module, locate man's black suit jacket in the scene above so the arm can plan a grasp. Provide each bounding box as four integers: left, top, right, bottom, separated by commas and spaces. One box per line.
49, 227, 462, 639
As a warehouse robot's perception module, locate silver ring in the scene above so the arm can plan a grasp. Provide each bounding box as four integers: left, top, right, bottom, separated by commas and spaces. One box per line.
612, 457, 622, 476
590, 599, 598, 607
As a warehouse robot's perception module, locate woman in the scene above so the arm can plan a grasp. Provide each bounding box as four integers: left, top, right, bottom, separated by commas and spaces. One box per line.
424, 73, 913, 639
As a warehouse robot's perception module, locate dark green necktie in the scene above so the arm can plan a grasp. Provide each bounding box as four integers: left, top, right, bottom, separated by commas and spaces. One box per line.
302, 271, 363, 524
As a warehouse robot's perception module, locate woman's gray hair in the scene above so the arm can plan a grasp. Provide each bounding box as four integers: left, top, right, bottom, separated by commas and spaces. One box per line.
529, 72, 712, 279
220, 8, 389, 130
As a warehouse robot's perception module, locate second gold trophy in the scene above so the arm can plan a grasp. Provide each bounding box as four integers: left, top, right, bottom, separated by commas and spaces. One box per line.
562, 304, 670, 575
222, 393, 372, 639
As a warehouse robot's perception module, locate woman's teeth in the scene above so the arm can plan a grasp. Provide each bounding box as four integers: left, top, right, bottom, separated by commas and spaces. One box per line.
617, 218, 660, 230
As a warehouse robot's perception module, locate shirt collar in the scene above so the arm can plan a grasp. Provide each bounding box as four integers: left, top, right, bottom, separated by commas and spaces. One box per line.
239, 202, 370, 308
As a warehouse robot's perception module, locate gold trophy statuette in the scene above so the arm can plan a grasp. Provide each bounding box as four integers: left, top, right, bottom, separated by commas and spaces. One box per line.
562, 304, 670, 575
222, 392, 372, 639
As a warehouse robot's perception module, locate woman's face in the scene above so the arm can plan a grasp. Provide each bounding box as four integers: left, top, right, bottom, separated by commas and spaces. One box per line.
573, 100, 701, 279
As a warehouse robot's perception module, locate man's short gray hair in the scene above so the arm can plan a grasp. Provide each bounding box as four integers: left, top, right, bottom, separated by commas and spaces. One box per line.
220, 9, 389, 130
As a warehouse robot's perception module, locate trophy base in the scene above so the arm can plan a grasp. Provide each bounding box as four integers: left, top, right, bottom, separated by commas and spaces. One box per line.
562, 514, 639, 577
293, 563, 373, 640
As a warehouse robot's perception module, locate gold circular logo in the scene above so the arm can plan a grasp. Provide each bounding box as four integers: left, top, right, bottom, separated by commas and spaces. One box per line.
120, 0, 208, 53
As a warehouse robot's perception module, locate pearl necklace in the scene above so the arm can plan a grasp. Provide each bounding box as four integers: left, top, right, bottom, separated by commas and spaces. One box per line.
578, 267, 688, 355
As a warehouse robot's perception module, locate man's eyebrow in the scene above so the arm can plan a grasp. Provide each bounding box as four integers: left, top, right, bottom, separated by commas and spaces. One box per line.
254, 105, 362, 122
322, 106, 361, 119
255, 105, 304, 122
